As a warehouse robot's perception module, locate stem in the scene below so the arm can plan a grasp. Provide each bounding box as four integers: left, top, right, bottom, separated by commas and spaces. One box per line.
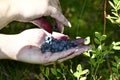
90, 65, 94, 80
95, 64, 100, 76
94, 41, 102, 79
103, 0, 107, 34
106, 59, 112, 75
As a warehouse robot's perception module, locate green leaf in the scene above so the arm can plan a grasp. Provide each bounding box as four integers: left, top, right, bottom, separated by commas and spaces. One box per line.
40, 66, 45, 73
100, 35, 107, 41
94, 38, 100, 44
95, 32, 101, 40
109, 1, 116, 9
83, 52, 91, 57
116, 1, 120, 10
77, 64, 82, 72
112, 67, 118, 73
90, 59, 96, 67
98, 45, 102, 50
109, 75, 113, 80
112, 12, 119, 17
114, 56, 120, 63
80, 69, 89, 76
73, 71, 80, 78
110, 43, 114, 50
113, 41, 120, 50
113, 0, 119, 5
51, 68, 57, 76
45, 68, 49, 76
80, 77, 87, 80
112, 61, 117, 67
97, 59, 105, 64
113, 41, 120, 46
113, 45, 120, 50
84, 37, 90, 45
57, 69, 61, 73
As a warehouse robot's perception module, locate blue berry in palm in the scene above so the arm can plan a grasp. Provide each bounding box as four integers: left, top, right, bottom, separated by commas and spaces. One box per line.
40, 36, 81, 53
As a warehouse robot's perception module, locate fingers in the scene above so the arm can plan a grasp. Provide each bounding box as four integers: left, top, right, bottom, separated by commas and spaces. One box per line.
57, 45, 91, 62
48, 6, 71, 27
43, 45, 90, 65
52, 32, 68, 40
48, 0, 71, 27
53, 19, 64, 33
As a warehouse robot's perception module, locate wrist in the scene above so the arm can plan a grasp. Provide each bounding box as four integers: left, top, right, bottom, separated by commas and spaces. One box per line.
0, 34, 17, 59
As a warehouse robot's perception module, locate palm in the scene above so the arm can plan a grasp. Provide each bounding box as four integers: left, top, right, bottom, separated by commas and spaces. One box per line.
15, 29, 90, 65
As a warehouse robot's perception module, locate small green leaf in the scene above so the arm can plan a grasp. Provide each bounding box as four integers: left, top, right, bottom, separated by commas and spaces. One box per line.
80, 77, 87, 80
73, 71, 80, 78
83, 52, 91, 57
80, 69, 89, 76
109, 1, 116, 9
112, 61, 117, 67
45, 68, 49, 76
100, 35, 107, 41
56, 77, 60, 79
114, 41, 120, 46
112, 67, 118, 73
94, 38, 100, 44
114, 56, 120, 63
51, 68, 57, 76
57, 69, 61, 73
116, 1, 120, 10
84, 37, 90, 45
97, 59, 105, 64
113, 45, 120, 50
77, 64, 82, 72
95, 32, 101, 40
113, 0, 119, 5
90, 59, 96, 67
91, 54, 96, 58
98, 45, 102, 50
110, 43, 114, 50
112, 12, 119, 17
109, 75, 113, 80
106, 15, 116, 23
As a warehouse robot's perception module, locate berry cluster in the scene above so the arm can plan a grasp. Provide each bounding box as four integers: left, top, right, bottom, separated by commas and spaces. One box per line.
40, 36, 79, 53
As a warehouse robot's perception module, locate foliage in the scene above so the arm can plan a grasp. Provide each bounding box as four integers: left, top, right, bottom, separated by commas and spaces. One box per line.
0, 0, 120, 80
107, 0, 120, 25
70, 64, 89, 80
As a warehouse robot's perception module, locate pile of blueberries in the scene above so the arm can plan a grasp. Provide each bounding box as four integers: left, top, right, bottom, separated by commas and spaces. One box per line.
40, 35, 79, 53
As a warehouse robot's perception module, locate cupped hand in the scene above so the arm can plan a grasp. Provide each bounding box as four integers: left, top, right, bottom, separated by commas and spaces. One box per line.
10, 0, 71, 32
8, 28, 90, 65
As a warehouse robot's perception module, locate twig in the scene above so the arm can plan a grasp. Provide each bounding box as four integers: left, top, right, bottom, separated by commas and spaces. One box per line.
103, 0, 107, 34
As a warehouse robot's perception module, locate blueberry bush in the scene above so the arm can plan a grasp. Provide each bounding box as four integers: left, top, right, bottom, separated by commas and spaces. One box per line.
0, 0, 120, 80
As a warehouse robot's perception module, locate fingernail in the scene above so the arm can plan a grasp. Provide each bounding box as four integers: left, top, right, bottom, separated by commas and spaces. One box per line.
68, 22, 72, 27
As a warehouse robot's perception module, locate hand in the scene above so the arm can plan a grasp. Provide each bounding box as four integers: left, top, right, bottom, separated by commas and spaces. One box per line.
0, 28, 90, 65
0, 0, 71, 32
9, 0, 71, 32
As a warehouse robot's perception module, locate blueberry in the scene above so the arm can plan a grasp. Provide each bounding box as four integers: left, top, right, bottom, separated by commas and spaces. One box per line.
40, 36, 79, 53
71, 41, 78, 46
40, 43, 51, 53
104, 54, 110, 59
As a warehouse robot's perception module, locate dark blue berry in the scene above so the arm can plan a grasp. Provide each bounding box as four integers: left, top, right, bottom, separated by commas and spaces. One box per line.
40, 36, 79, 53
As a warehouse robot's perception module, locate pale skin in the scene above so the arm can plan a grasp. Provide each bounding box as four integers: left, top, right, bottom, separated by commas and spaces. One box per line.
0, 0, 90, 65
